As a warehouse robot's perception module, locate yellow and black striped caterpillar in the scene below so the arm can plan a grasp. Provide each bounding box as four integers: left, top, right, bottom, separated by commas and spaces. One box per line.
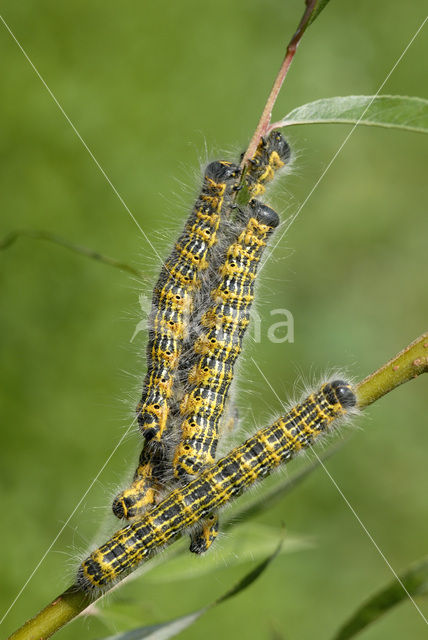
137, 160, 241, 440
173, 200, 280, 482
78, 380, 356, 592
112, 161, 240, 518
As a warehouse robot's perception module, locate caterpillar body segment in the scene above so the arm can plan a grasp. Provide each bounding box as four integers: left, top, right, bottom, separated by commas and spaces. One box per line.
173, 200, 280, 481
78, 380, 357, 591
244, 130, 291, 198
189, 512, 219, 554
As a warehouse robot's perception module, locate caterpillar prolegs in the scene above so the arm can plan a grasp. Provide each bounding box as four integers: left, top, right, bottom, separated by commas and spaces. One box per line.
112, 161, 240, 518
77, 380, 357, 592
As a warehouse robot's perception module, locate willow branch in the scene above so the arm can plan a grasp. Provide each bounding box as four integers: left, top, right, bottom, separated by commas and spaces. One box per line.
7, 587, 91, 640
355, 331, 428, 408
8, 331, 428, 640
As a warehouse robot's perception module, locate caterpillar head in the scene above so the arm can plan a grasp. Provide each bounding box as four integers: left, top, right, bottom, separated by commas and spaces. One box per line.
325, 380, 357, 410
249, 200, 280, 229
204, 161, 240, 184
112, 483, 157, 520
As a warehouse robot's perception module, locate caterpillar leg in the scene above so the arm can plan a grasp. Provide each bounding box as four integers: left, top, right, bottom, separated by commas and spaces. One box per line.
189, 513, 219, 554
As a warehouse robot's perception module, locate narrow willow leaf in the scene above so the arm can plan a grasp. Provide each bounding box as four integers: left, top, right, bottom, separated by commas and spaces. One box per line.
333, 557, 428, 640
145, 524, 310, 583
98, 540, 282, 640
277, 95, 428, 134
307, 0, 332, 28
0, 229, 143, 278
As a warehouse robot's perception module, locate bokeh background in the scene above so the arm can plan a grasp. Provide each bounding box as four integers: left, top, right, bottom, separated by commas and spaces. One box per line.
1, 2, 427, 638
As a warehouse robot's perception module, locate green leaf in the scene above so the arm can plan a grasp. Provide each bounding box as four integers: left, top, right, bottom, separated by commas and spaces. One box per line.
277, 95, 428, 134
307, 0, 332, 28
333, 556, 428, 639
145, 523, 310, 583
97, 539, 283, 640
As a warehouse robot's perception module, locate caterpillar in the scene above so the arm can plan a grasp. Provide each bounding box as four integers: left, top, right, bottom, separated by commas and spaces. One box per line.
112, 160, 240, 518
137, 160, 241, 439
77, 379, 357, 592
173, 199, 280, 482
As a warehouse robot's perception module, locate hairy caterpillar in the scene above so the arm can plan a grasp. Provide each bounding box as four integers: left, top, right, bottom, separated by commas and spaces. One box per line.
137, 160, 241, 439
173, 199, 280, 481
186, 404, 237, 553
112, 161, 240, 518
77, 380, 357, 592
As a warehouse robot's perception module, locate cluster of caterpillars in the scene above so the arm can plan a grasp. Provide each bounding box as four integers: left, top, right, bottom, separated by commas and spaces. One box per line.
112, 131, 291, 555
75, 132, 356, 591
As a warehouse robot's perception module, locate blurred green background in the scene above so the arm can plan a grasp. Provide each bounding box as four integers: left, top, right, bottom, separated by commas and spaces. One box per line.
1, 1, 427, 639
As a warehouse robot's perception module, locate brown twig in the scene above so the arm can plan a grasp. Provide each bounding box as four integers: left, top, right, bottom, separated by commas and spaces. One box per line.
242, 0, 318, 166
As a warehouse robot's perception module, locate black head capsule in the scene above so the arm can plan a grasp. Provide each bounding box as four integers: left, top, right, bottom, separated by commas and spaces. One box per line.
205, 161, 240, 183
267, 130, 291, 164
112, 495, 130, 520
328, 380, 357, 409
249, 199, 280, 229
